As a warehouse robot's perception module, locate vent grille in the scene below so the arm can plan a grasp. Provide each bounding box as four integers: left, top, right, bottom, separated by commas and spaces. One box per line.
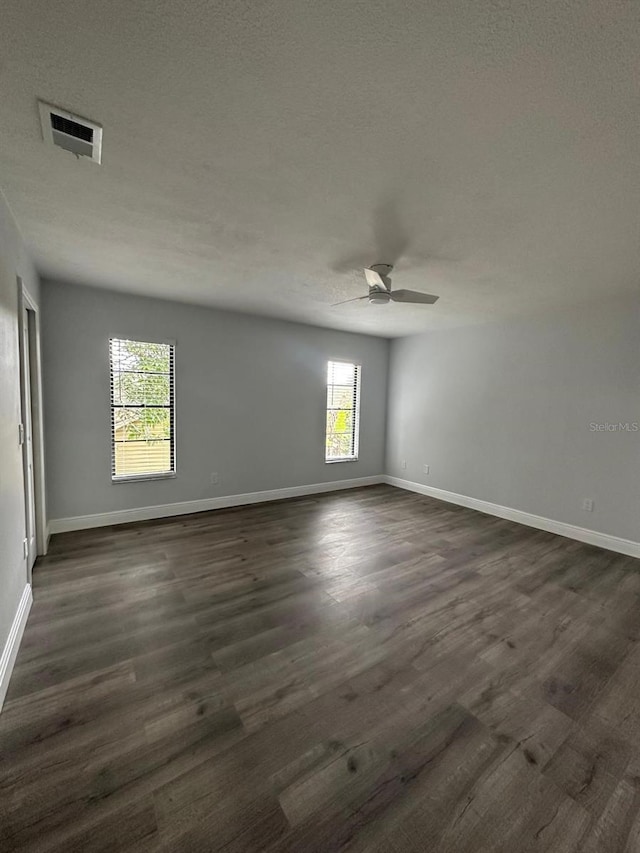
38, 101, 102, 164
50, 113, 94, 143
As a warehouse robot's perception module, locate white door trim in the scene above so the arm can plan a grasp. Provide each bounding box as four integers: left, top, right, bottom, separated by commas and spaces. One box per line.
17, 279, 48, 558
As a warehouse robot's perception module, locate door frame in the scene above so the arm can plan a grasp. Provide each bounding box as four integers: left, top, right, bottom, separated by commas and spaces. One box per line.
17, 278, 48, 564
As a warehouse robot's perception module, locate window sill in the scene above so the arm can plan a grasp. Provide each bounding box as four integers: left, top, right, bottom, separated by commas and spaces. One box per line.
325, 457, 359, 464
112, 472, 176, 484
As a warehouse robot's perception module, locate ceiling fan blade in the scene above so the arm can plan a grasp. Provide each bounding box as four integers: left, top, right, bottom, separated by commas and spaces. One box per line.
364, 267, 387, 290
331, 295, 370, 307
390, 289, 439, 304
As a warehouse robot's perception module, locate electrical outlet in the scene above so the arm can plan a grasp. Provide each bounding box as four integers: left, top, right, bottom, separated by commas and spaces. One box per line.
582, 498, 594, 512
210, 472, 219, 485
423, 464, 430, 475
401, 460, 407, 470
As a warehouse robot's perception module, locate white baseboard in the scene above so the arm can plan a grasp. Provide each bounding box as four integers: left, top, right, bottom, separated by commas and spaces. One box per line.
48, 473, 639, 558
0, 584, 32, 712
384, 476, 640, 559
49, 475, 384, 534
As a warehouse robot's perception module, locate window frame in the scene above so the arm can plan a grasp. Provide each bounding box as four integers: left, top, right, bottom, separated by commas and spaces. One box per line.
325, 359, 361, 464
109, 336, 177, 483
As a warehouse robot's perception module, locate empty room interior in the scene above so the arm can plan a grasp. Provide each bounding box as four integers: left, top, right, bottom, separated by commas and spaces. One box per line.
0, 1, 639, 850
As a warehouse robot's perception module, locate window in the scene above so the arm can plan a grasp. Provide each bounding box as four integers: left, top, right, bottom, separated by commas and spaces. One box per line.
110, 338, 175, 481
325, 360, 360, 462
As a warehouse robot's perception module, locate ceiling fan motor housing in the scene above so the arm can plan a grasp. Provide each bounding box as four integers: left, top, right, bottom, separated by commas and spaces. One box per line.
368, 290, 391, 305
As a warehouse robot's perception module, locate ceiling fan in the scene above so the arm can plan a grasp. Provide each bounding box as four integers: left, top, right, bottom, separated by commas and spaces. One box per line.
333, 264, 439, 306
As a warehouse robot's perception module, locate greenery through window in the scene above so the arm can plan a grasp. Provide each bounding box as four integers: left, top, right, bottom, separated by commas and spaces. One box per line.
110, 338, 175, 479
326, 360, 360, 462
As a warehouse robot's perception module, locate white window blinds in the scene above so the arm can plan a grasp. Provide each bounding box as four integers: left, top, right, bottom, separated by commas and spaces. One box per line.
326, 360, 360, 462
109, 338, 175, 480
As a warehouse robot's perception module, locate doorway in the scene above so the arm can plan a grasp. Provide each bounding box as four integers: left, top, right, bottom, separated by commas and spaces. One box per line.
17, 279, 47, 582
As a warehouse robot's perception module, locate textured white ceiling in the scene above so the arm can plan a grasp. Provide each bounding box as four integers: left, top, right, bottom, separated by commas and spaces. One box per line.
0, 0, 637, 337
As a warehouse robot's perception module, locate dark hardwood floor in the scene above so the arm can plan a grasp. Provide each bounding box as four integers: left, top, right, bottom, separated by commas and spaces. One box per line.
2, 484, 640, 852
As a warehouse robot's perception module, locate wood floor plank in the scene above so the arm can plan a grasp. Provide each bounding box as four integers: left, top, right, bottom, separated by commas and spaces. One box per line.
543, 714, 631, 816
2, 484, 640, 851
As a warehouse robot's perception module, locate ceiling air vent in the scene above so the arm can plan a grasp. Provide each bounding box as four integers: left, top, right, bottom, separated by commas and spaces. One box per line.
38, 101, 103, 164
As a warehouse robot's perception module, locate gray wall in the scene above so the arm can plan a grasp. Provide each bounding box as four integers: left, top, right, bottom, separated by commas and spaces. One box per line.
386, 295, 640, 542
0, 192, 40, 654
42, 280, 389, 521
